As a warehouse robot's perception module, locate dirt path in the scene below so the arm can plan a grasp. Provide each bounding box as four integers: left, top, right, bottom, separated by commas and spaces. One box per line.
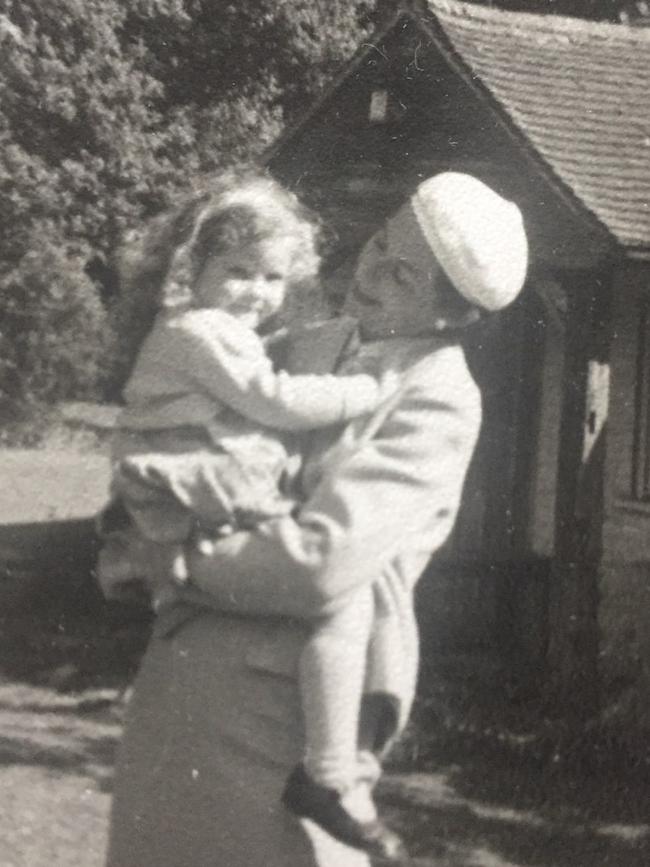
0, 609, 649, 867
0, 603, 144, 867
0, 681, 119, 867
0, 448, 110, 525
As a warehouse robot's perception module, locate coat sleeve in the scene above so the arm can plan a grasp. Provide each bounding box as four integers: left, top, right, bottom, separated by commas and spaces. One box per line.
176, 311, 381, 430
187, 366, 482, 619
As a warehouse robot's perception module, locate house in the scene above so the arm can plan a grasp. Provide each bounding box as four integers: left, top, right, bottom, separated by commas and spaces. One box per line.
266, 0, 650, 722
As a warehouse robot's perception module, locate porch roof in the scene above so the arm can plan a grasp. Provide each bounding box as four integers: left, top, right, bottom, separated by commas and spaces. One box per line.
425, 0, 650, 253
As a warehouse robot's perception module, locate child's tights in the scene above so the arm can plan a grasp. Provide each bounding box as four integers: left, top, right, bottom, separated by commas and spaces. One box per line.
298, 585, 376, 797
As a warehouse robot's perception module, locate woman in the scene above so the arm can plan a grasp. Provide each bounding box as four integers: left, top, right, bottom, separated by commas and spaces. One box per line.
102, 172, 528, 867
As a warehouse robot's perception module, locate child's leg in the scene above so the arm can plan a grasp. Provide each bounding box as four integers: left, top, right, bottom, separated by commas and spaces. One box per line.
114, 459, 195, 541
284, 586, 407, 859
299, 585, 374, 795
110, 461, 195, 588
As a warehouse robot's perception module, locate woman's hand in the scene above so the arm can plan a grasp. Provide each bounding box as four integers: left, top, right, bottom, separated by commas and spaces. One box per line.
129, 537, 185, 595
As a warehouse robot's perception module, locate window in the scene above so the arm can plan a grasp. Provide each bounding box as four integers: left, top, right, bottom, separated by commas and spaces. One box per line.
369, 89, 389, 123
368, 88, 405, 124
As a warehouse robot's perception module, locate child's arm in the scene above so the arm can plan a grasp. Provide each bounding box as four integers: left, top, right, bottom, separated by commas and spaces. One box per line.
131, 354, 481, 622
175, 310, 385, 431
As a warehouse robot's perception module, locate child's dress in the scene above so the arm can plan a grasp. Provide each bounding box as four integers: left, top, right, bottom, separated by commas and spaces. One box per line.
109, 307, 381, 544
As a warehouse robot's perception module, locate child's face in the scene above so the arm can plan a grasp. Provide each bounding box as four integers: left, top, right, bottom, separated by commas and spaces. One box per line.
193, 238, 293, 328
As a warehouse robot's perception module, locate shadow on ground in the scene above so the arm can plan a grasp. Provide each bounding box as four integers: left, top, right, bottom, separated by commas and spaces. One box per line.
379, 658, 650, 866
0, 591, 150, 793
2, 596, 649, 866
381, 759, 650, 866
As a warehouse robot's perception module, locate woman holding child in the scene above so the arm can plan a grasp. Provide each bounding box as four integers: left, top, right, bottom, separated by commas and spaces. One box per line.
100, 168, 528, 866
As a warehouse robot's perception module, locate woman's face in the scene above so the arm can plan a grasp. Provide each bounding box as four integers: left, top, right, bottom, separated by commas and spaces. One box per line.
344, 201, 454, 340
193, 238, 293, 329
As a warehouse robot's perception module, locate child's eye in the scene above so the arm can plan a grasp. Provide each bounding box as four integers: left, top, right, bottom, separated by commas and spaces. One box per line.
228, 266, 250, 279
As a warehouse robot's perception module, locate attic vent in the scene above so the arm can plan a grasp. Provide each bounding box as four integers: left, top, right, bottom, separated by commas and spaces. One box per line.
369, 89, 389, 123
368, 89, 405, 124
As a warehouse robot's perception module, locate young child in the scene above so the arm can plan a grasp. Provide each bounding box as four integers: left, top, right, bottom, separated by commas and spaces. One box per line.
99, 170, 404, 859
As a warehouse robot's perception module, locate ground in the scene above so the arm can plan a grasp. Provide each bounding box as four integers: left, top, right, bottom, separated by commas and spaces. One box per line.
1, 606, 649, 867
0, 429, 649, 866
0, 609, 132, 867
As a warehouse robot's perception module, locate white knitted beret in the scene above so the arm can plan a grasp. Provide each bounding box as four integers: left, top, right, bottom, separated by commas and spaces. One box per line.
410, 172, 528, 311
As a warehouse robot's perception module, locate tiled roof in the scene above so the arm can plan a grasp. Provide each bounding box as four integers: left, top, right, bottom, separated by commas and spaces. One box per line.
425, 0, 650, 251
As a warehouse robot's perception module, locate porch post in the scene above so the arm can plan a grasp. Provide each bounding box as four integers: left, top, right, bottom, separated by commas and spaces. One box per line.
546, 269, 613, 719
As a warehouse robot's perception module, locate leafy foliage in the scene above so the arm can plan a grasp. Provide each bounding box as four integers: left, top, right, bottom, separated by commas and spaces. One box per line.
0, 1, 370, 406
0, 229, 110, 405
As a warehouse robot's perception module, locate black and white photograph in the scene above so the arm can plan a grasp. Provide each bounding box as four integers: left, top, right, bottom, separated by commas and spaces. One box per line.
1, 2, 649, 865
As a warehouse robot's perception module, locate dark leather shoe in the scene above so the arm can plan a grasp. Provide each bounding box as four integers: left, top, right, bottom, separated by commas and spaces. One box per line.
282, 764, 409, 862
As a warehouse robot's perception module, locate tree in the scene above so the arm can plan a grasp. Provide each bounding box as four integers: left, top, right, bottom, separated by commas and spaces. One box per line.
0, 1, 370, 406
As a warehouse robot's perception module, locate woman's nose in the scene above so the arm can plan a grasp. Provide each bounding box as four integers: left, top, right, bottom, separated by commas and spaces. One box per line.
246, 275, 266, 293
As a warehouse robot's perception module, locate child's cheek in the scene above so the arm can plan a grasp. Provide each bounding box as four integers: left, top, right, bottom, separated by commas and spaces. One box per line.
225, 279, 244, 300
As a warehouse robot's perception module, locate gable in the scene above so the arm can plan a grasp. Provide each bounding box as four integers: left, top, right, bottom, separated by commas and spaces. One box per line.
268, 11, 613, 269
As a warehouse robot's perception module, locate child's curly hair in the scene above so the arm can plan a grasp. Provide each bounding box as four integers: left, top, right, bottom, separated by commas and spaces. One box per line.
111, 167, 323, 389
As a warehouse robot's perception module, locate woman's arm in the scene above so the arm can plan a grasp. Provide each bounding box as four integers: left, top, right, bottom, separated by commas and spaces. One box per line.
177, 310, 381, 429
186, 367, 482, 619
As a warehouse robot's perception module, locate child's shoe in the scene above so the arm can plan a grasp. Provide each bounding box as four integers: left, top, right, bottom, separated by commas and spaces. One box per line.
281, 763, 408, 862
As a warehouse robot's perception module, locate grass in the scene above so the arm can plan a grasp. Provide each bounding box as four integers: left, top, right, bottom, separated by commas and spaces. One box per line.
0, 590, 150, 867
0, 401, 116, 452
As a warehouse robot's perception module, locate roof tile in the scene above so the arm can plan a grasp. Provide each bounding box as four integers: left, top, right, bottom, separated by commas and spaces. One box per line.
427, 0, 650, 248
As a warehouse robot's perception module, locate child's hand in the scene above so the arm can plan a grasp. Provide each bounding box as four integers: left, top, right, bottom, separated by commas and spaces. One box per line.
142, 542, 189, 592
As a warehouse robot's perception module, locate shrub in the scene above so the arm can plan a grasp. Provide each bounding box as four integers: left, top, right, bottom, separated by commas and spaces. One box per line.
0, 0, 371, 406
0, 228, 111, 405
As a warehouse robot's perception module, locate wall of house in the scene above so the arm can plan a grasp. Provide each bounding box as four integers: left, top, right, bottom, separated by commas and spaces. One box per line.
600, 261, 650, 727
